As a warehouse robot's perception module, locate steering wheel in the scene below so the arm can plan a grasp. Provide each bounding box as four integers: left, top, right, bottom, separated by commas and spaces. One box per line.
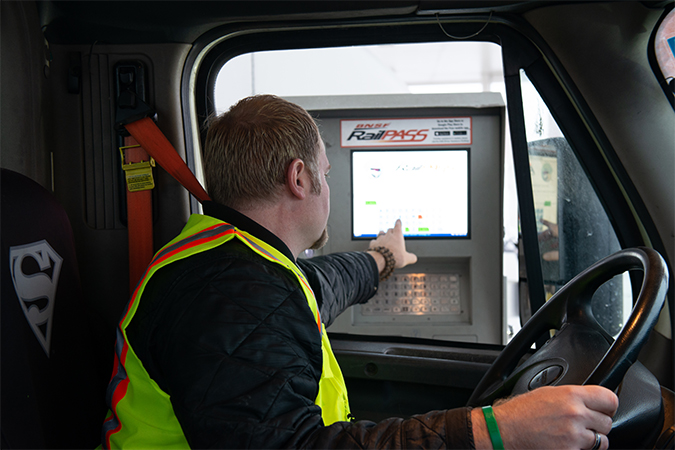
467, 247, 668, 408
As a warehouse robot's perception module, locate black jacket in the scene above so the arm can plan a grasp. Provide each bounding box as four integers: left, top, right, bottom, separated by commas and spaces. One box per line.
126, 202, 475, 449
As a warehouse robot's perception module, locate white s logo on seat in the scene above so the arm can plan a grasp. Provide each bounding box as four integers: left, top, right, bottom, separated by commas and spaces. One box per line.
9, 240, 63, 357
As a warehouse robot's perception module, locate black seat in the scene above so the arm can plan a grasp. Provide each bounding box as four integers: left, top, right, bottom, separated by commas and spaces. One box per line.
1, 169, 107, 448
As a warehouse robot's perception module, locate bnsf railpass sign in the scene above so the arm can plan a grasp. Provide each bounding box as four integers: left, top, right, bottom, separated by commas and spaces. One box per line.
340, 117, 472, 148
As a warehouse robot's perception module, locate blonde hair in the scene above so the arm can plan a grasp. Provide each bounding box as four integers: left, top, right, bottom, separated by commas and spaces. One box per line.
203, 95, 321, 208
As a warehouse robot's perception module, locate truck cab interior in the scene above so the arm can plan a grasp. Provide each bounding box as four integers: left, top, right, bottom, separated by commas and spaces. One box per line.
2, 1, 674, 448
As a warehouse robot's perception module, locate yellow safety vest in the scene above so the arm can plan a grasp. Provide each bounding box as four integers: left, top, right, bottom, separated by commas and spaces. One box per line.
102, 214, 350, 449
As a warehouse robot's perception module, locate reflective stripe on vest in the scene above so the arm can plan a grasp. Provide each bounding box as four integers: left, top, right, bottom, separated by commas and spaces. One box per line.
102, 214, 350, 448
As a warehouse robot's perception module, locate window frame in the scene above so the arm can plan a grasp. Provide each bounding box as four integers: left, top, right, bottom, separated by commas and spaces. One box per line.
181, 12, 669, 330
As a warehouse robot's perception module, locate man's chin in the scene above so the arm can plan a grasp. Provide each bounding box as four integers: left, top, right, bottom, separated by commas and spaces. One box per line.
309, 228, 329, 250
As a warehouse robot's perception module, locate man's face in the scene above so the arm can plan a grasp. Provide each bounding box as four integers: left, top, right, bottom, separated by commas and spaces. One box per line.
308, 139, 330, 250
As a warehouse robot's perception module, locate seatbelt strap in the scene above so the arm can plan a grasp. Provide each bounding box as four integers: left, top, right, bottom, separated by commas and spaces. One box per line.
120, 137, 155, 291
116, 76, 210, 292
124, 117, 211, 203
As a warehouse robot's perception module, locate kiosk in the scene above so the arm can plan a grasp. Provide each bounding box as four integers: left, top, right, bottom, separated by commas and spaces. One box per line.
291, 94, 506, 344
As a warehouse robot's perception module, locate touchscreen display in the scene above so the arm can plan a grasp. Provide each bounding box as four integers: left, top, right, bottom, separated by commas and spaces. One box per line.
352, 149, 469, 239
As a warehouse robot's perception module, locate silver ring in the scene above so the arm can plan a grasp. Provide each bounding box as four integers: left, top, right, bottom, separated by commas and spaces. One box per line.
590, 431, 601, 450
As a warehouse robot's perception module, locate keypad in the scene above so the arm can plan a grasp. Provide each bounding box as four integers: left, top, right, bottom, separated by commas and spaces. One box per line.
361, 273, 461, 316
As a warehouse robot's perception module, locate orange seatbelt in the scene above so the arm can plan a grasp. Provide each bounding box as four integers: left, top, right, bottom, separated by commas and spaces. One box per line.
120, 137, 155, 291
119, 116, 211, 292
116, 72, 210, 292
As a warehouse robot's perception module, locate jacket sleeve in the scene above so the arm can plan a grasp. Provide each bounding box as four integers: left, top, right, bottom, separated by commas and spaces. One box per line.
300, 408, 475, 449
298, 251, 379, 327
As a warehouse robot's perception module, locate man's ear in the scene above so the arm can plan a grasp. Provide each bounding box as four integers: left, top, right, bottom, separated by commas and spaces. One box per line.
287, 158, 307, 200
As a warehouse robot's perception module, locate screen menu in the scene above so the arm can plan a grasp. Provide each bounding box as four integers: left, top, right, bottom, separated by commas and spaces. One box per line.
352, 149, 469, 239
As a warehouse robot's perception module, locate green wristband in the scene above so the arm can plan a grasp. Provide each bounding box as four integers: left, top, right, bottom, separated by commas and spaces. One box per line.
481, 406, 504, 450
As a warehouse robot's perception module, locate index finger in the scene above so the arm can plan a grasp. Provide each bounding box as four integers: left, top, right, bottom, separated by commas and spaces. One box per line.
394, 219, 402, 233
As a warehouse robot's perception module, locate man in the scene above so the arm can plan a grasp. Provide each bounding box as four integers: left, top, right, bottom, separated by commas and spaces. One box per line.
101, 95, 617, 449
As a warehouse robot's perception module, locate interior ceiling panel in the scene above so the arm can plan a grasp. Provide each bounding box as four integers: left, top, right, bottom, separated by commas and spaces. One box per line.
38, 0, 563, 45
